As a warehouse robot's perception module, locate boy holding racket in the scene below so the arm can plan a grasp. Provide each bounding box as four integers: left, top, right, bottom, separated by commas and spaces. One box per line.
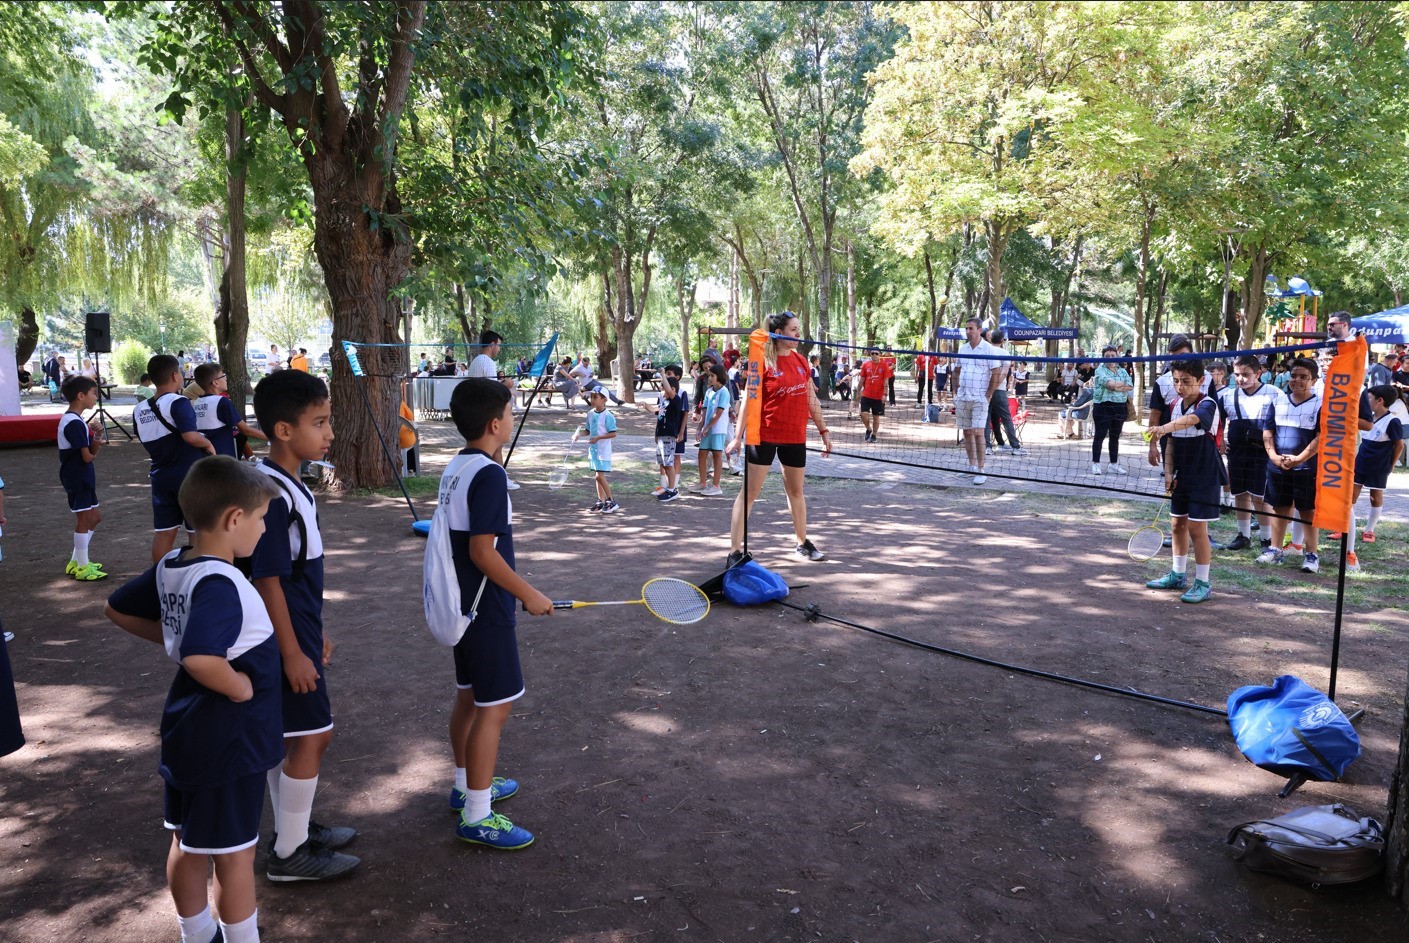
1144, 359, 1221, 604
572, 387, 619, 513
442, 379, 553, 849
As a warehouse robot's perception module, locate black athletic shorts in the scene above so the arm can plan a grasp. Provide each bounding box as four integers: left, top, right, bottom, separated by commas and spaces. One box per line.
859, 396, 885, 416
746, 442, 807, 468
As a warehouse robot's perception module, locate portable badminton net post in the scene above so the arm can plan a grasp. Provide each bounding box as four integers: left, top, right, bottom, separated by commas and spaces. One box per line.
341, 341, 420, 525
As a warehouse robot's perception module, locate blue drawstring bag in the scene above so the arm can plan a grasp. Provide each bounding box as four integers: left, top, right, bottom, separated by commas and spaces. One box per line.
722, 560, 789, 606
1227, 675, 1360, 782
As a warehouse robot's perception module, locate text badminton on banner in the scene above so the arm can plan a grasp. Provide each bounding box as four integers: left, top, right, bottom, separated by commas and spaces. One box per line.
1313, 335, 1366, 533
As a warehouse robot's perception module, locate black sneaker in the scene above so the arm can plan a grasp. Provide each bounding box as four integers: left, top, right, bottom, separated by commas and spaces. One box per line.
1224, 534, 1252, 551
266, 837, 360, 882
795, 540, 826, 562
658, 489, 680, 503
308, 820, 358, 850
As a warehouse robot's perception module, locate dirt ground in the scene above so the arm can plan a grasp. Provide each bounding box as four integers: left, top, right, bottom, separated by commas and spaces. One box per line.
3, 395, 1408, 942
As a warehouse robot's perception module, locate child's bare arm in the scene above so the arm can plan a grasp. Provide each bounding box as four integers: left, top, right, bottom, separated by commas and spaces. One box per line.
238, 420, 268, 441
104, 604, 163, 645
254, 576, 320, 693
469, 533, 552, 615
182, 655, 254, 703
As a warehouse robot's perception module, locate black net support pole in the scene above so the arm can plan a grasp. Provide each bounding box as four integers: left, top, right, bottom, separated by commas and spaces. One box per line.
1328, 535, 1350, 701
504, 365, 550, 470
780, 600, 1227, 719
351, 376, 421, 522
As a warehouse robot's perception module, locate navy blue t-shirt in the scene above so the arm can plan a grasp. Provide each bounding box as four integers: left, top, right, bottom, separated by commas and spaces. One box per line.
135, 393, 205, 479
107, 556, 283, 789
249, 463, 325, 659
56, 412, 95, 491
655, 387, 689, 439
448, 451, 516, 628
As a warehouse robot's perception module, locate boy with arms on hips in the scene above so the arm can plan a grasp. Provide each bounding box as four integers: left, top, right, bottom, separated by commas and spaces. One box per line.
192, 364, 268, 459
572, 387, 619, 513
135, 355, 217, 563
441, 379, 553, 848
104, 457, 283, 943
57, 376, 108, 581
1144, 359, 1222, 604
857, 348, 892, 443
1256, 357, 1322, 573
690, 364, 731, 496
248, 370, 359, 882
1216, 355, 1279, 553
1339, 385, 1404, 573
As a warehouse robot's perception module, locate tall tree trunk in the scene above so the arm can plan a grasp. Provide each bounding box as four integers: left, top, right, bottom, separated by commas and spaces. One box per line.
796, 252, 811, 354
14, 306, 37, 370
1221, 237, 1239, 350
1238, 243, 1271, 350
848, 241, 859, 351
984, 220, 1010, 326
677, 270, 697, 380
923, 247, 937, 350
214, 99, 252, 417
1133, 211, 1152, 422
727, 253, 739, 330
453, 282, 474, 345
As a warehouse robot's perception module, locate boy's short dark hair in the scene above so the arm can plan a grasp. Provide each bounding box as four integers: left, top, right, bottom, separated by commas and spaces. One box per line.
1289, 356, 1318, 379
179, 456, 280, 532
1368, 384, 1399, 407
254, 368, 329, 433
450, 377, 511, 441
480, 330, 503, 346
1167, 334, 1191, 353
147, 354, 181, 385
60, 375, 97, 402
139, 372, 151, 384
193, 363, 222, 391
1171, 358, 1205, 380
663, 364, 683, 378
1234, 355, 1261, 371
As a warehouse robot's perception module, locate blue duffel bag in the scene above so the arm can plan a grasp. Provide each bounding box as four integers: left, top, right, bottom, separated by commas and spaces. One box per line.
1227, 675, 1360, 782
722, 560, 789, 606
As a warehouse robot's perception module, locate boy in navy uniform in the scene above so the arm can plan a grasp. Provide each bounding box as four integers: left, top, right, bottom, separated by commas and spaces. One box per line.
57, 375, 108, 581
135, 354, 216, 563
441, 379, 552, 849
192, 364, 268, 459
1341, 385, 1404, 573
1145, 359, 1222, 604
1215, 355, 1279, 552
249, 370, 359, 881
1257, 357, 1323, 572
105, 456, 284, 943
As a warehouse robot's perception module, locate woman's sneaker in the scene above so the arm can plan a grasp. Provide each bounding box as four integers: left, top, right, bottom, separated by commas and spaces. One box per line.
456, 811, 534, 850
701, 485, 724, 496
589, 501, 604, 512
600, 500, 620, 514
795, 539, 826, 561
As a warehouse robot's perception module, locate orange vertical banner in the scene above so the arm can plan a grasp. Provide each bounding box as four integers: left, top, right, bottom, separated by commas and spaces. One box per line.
744, 328, 768, 446
1313, 335, 1367, 532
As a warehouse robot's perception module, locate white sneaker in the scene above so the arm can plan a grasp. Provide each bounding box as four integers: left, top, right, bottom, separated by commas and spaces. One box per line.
1012, 447, 1028, 456
505, 477, 522, 491
973, 473, 987, 485
967, 464, 979, 474
1110, 464, 1128, 476
1090, 463, 1103, 476
702, 485, 725, 496
687, 483, 707, 494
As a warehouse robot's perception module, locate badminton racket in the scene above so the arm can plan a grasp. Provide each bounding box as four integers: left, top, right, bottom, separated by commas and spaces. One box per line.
552, 578, 710, 625
548, 452, 571, 489
1128, 473, 1176, 562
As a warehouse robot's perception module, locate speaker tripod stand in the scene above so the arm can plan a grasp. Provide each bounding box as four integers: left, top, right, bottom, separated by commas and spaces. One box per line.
87, 350, 133, 441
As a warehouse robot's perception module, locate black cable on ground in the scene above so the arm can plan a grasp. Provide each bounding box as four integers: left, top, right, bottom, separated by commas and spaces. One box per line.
782, 599, 1227, 718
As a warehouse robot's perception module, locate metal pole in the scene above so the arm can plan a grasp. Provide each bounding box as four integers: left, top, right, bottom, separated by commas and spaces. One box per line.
1328, 530, 1350, 700
354, 374, 419, 522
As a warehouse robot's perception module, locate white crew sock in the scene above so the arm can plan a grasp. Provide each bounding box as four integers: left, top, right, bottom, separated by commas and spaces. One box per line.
1172, 555, 1188, 575
272, 774, 317, 858
1367, 506, 1383, 531
177, 909, 217, 943
1347, 525, 1357, 556
266, 767, 282, 812
465, 787, 493, 824
1195, 563, 1210, 582
219, 910, 260, 943
1237, 516, 1251, 538
73, 531, 92, 566
1291, 521, 1304, 545
454, 767, 468, 792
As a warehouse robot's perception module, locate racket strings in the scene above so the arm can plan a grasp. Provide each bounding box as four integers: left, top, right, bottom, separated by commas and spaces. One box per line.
641, 579, 710, 625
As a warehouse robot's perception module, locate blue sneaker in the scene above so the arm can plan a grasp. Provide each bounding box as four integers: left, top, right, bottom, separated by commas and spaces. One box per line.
456, 811, 534, 850
1144, 570, 1188, 591
449, 776, 520, 811
1179, 580, 1212, 604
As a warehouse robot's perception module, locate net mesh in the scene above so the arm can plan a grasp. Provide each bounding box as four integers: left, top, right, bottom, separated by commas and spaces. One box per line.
641, 579, 711, 624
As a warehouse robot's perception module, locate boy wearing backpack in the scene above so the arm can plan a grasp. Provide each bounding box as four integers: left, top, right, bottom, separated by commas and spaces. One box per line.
436, 378, 553, 849
248, 370, 359, 882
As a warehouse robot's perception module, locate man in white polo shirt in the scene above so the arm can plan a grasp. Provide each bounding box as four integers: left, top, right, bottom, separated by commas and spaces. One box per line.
952, 317, 1003, 484
467, 329, 521, 490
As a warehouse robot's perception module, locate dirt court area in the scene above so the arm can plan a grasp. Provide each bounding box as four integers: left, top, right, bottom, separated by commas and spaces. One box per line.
3, 398, 1408, 941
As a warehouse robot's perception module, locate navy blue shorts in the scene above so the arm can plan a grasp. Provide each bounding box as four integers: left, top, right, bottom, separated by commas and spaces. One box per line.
1265, 466, 1316, 512
151, 474, 189, 531
746, 442, 807, 469
164, 771, 266, 854
281, 666, 333, 738
1226, 449, 1266, 499
64, 483, 99, 513
1354, 457, 1392, 491
453, 619, 525, 706
1170, 478, 1222, 523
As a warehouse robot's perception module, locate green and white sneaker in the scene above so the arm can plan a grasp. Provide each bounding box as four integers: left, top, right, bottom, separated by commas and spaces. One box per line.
456, 811, 534, 850
71, 562, 108, 582
1179, 580, 1212, 604
1144, 570, 1188, 591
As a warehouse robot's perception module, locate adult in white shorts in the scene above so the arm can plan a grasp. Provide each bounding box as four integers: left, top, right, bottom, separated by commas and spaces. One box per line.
952, 317, 1004, 484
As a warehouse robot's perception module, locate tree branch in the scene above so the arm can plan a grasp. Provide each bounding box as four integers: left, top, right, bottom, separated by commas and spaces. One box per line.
229, 0, 294, 71
212, 1, 285, 112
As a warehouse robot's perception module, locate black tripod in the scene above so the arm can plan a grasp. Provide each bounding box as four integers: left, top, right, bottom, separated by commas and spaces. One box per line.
88, 350, 133, 441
